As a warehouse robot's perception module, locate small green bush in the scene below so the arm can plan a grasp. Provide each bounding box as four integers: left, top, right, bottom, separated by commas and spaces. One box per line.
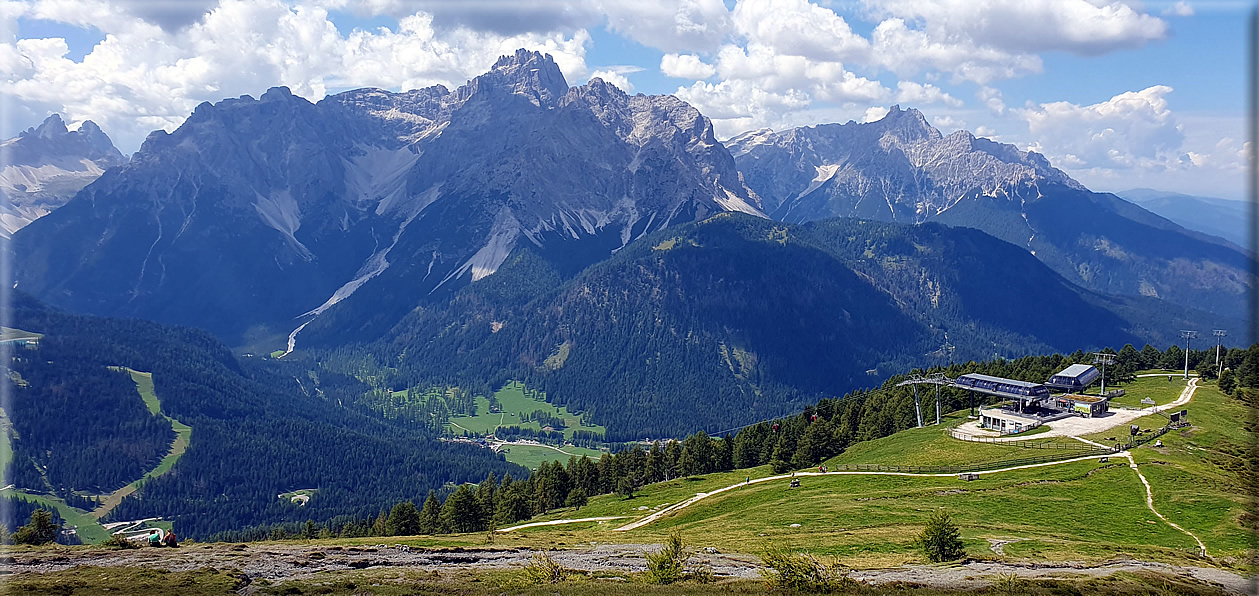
522, 551, 569, 584
917, 510, 965, 563
104, 533, 141, 549
759, 545, 856, 592
645, 531, 687, 585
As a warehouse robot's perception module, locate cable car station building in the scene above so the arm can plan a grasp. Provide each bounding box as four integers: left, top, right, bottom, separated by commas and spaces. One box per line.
960, 365, 1109, 434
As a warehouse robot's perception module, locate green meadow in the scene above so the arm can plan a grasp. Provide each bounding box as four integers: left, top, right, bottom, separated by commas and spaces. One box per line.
448, 381, 606, 441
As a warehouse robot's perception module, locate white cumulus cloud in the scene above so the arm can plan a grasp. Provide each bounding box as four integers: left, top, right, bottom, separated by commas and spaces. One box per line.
0, 0, 591, 152
1018, 85, 1184, 170
896, 81, 962, 107
599, 0, 731, 53
673, 78, 809, 137
866, 0, 1169, 57
660, 53, 715, 79
731, 0, 870, 63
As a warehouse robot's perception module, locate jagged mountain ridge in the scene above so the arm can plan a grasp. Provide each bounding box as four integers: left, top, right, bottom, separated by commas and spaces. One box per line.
727, 106, 1082, 222
0, 114, 126, 235
728, 109, 1253, 320
13, 49, 763, 346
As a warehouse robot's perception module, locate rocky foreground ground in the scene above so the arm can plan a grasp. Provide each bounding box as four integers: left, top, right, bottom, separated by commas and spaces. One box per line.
5, 542, 1254, 594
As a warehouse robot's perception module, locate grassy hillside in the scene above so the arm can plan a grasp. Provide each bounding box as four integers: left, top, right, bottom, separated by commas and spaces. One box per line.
477, 379, 1247, 568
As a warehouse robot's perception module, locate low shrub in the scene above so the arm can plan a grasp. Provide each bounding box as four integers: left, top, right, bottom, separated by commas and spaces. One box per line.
522, 551, 569, 584
646, 531, 687, 585
759, 545, 856, 592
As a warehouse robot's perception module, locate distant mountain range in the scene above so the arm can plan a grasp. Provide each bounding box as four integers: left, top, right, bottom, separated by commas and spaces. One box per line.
14, 49, 762, 347
11, 50, 1251, 392
1117, 188, 1249, 249
729, 109, 1252, 321
0, 114, 125, 235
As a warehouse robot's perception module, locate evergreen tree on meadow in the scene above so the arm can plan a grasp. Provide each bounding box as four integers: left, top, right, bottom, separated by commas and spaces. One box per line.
475, 473, 497, 529
418, 491, 441, 535
565, 487, 588, 511
494, 481, 531, 525
13, 509, 58, 545
440, 484, 481, 534
385, 500, 421, 537
917, 511, 965, 563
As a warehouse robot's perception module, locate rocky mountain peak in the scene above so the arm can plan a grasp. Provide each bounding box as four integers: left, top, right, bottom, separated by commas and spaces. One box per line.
459, 49, 569, 107
32, 113, 69, 139
5, 114, 124, 165
874, 104, 941, 144
0, 114, 127, 235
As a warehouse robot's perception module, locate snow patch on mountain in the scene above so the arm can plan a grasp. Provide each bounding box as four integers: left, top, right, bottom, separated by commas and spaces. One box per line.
798, 164, 841, 199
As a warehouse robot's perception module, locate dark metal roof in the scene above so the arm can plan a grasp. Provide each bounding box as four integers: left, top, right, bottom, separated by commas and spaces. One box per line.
957, 373, 1044, 389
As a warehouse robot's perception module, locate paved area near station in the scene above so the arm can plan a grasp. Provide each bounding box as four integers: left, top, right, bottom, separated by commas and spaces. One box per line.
952, 378, 1197, 441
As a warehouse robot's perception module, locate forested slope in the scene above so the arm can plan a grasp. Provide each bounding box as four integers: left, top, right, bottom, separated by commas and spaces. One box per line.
310, 213, 1221, 440
6, 294, 523, 538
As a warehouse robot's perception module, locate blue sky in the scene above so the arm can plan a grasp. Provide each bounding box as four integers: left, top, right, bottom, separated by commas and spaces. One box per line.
0, 0, 1249, 199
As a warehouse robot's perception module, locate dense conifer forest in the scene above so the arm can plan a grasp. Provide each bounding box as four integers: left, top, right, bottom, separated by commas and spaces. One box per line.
6, 293, 523, 538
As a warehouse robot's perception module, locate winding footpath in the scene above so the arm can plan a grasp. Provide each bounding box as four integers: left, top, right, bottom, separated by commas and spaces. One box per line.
1064, 379, 1207, 556
606, 379, 1208, 559
609, 452, 1113, 533
1125, 451, 1207, 557
497, 516, 629, 533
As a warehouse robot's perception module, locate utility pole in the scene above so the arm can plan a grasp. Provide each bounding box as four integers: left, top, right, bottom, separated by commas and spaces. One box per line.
1093, 352, 1116, 395
1180, 330, 1198, 380
1213, 330, 1227, 378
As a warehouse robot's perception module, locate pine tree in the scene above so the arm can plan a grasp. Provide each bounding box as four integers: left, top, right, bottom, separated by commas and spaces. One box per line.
385, 501, 421, 537
769, 438, 792, 474
475, 473, 497, 529
565, 487, 588, 510
494, 481, 531, 525
663, 440, 682, 480
441, 484, 481, 534
371, 510, 388, 537
616, 476, 636, 499
13, 509, 58, 545
418, 491, 441, 535
917, 511, 964, 562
